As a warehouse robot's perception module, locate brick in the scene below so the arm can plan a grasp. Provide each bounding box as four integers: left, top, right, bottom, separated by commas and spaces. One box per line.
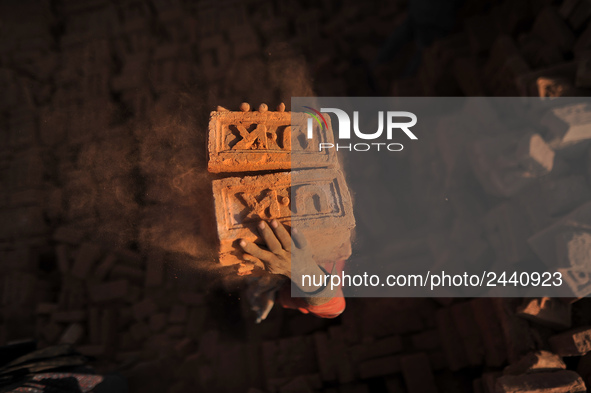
145, 255, 164, 287
517, 298, 571, 329
411, 329, 440, 351
504, 351, 566, 375
495, 370, 585, 393
88, 307, 101, 345
53, 309, 86, 323
130, 322, 150, 341
59, 323, 84, 345
36, 302, 58, 314
314, 331, 336, 382
541, 103, 591, 155
71, 243, 102, 279
88, 280, 129, 302
568, 0, 591, 31
550, 326, 591, 356
41, 321, 62, 343
93, 253, 117, 281
528, 203, 591, 291
470, 298, 507, 367
77, 345, 105, 357
55, 244, 70, 274
540, 175, 591, 216
484, 202, 533, 265
436, 308, 468, 371
212, 169, 354, 267
533, 7, 576, 54
132, 298, 158, 321
451, 302, 485, 367
178, 291, 204, 306
358, 355, 401, 379
149, 312, 168, 333
351, 336, 403, 363
169, 305, 188, 324
54, 226, 84, 244
400, 353, 437, 393
207, 109, 337, 173
110, 265, 144, 284
576, 59, 591, 88
493, 299, 537, 363
185, 306, 207, 340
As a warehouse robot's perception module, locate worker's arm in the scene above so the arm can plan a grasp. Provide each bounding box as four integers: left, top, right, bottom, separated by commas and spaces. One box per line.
240, 220, 336, 306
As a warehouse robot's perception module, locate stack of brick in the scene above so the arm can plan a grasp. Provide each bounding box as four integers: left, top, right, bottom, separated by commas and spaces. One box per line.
32, 237, 209, 365
206, 103, 355, 274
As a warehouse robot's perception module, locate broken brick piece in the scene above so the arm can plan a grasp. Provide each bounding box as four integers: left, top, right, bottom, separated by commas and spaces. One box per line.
550, 326, 591, 356
504, 351, 566, 375
212, 169, 354, 267
495, 370, 586, 393
207, 109, 337, 173
517, 297, 572, 329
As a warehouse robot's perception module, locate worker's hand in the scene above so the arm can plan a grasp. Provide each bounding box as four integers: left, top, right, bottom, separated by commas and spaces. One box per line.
239, 220, 319, 282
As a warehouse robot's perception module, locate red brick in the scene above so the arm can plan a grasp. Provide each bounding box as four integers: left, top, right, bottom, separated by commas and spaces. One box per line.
132, 298, 158, 321
350, 335, 403, 363
495, 370, 586, 393
313, 331, 336, 382
88, 307, 101, 345
36, 302, 58, 314
212, 169, 354, 267
149, 313, 168, 333
145, 255, 164, 287
56, 244, 70, 274
185, 306, 207, 340
77, 345, 105, 357
411, 329, 440, 351
517, 297, 571, 329
41, 321, 62, 343
358, 355, 401, 379
54, 226, 85, 244
53, 309, 86, 323
470, 298, 507, 367
550, 326, 591, 356
71, 243, 102, 279
169, 305, 188, 324
88, 280, 129, 302
436, 308, 468, 371
207, 109, 337, 173
493, 299, 537, 363
533, 7, 576, 54
451, 302, 485, 367
110, 265, 144, 284
400, 353, 437, 393
93, 253, 117, 281
504, 351, 566, 375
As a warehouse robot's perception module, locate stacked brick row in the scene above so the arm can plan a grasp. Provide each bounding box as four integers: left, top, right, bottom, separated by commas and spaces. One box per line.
385, 0, 591, 392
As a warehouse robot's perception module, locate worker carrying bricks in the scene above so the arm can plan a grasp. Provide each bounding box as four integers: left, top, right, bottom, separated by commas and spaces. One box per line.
239, 219, 346, 322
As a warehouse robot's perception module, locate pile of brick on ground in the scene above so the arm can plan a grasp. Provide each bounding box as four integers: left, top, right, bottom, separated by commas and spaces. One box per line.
2, 0, 591, 392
